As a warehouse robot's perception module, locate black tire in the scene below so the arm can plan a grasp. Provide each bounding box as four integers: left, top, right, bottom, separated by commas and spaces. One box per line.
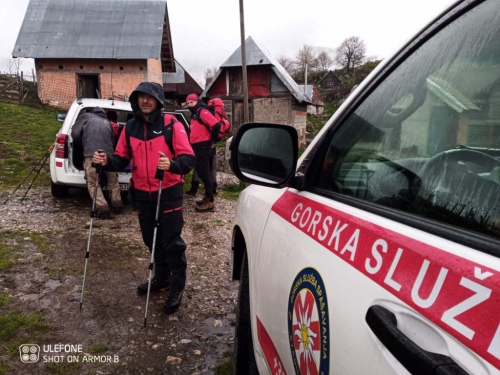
233, 251, 259, 375
51, 181, 70, 198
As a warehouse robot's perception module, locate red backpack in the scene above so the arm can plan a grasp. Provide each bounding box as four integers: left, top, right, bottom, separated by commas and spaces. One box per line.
208, 98, 231, 140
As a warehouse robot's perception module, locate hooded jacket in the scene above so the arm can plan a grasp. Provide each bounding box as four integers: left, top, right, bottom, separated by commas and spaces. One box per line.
105, 82, 195, 204
71, 107, 114, 157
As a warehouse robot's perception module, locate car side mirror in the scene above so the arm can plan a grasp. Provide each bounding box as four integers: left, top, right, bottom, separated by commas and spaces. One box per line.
230, 123, 298, 189
57, 113, 66, 123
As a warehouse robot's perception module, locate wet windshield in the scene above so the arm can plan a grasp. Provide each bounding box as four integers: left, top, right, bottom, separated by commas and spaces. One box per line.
316, 0, 500, 240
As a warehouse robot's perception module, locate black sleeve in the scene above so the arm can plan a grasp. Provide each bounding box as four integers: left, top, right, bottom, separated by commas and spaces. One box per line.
104, 154, 130, 172
169, 154, 196, 175
71, 116, 85, 146
211, 123, 221, 144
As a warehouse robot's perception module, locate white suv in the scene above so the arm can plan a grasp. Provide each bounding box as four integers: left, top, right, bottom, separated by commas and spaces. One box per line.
49, 98, 188, 197
230, 0, 500, 374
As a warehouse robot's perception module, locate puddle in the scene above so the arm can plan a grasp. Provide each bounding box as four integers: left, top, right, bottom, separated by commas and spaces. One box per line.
44, 279, 62, 290
40, 295, 61, 309
20, 294, 40, 302
204, 316, 234, 334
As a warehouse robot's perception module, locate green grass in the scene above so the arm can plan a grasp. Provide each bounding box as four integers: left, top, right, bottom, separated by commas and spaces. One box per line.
45, 362, 82, 375
0, 103, 60, 189
220, 181, 246, 201
0, 294, 12, 309
87, 343, 108, 354
0, 244, 15, 271
216, 351, 233, 375
216, 141, 226, 148
0, 363, 9, 374
0, 311, 47, 342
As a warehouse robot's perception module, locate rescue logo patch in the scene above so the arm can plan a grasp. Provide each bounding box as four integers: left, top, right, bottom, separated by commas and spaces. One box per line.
288, 267, 329, 375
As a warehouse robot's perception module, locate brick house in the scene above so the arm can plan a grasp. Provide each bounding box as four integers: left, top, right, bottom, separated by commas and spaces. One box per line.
319, 70, 342, 92
12, 0, 175, 109
201, 36, 312, 146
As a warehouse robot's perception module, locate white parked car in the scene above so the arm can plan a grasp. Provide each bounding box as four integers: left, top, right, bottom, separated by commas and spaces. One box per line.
49, 98, 188, 197
230, 0, 500, 374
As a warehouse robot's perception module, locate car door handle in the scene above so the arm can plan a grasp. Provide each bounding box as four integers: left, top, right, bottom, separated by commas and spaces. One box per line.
366, 305, 468, 375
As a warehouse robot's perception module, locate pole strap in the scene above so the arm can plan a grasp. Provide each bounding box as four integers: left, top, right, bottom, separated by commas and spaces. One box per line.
148, 263, 153, 270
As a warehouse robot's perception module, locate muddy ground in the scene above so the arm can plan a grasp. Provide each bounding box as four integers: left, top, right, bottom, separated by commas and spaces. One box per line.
0, 173, 240, 375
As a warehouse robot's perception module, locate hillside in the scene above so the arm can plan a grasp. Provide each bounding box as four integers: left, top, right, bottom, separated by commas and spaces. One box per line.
0, 103, 60, 191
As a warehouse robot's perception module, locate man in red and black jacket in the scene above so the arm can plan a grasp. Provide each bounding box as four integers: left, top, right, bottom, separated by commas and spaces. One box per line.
186, 94, 221, 212
92, 82, 195, 314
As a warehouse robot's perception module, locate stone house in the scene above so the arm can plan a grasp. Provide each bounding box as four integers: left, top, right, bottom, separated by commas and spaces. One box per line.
12, 0, 175, 109
201, 36, 312, 146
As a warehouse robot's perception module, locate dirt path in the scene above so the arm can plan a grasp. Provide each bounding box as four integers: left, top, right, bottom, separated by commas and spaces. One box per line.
0, 183, 239, 375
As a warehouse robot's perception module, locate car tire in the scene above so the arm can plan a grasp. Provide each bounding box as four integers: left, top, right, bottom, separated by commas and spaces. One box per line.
51, 181, 70, 198
233, 251, 259, 375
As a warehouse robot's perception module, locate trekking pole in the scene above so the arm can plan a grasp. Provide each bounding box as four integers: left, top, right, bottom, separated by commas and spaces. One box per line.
80, 149, 104, 311
144, 156, 166, 328
20, 153, 50, 203
19, 144, 54, 203
3, 153, 46, 204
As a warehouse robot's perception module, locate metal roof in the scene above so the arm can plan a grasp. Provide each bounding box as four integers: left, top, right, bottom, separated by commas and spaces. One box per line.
12, 0, 167, 59
297, 85, 313, 101
163, 60, 185, 84
201, 36, 311, 103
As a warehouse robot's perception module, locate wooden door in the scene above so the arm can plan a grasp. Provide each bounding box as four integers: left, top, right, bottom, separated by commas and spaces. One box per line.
77, 75, 100, 98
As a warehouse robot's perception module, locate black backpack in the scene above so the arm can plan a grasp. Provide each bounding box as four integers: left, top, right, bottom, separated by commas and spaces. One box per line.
192, 105, 216, 131
125, 115, 187, 156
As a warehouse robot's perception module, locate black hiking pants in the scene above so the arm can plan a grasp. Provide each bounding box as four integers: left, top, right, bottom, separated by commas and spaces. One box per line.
137, 199, 187, 291
193, 145, 214, 201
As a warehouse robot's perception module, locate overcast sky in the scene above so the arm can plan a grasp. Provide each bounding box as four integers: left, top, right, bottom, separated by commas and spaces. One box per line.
0, 0, 456, 86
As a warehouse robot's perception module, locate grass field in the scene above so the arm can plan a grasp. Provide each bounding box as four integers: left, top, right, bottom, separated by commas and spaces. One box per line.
0, 103, 60, 190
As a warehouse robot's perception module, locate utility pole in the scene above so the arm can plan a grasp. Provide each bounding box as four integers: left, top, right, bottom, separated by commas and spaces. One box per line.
239, 0, 249, 123
304, 64, 308, 95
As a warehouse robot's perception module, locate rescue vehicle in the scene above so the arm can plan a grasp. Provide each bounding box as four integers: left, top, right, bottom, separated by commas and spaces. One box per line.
230, 0, 500, 374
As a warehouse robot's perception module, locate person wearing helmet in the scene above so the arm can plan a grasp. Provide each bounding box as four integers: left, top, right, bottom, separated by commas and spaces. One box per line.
92, 82, 195, 314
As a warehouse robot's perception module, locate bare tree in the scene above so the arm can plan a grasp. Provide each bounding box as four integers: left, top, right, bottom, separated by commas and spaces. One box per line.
316, 51, 333, 74
294, 45, 317, 76
277, 56, 295, 75
335, 36, 366, 75
0, 57, 24, 75
204, 66, 219, 85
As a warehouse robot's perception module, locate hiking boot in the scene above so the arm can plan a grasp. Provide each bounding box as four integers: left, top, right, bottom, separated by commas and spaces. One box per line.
137, 277, 169, 295
195, 200, 215, 212
185, 181, 199, 196
196, 196, 208, 206
164, 290, 183, 314
95, 210, 111, 219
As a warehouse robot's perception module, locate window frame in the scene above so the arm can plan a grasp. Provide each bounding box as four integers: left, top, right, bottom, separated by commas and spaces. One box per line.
300, 0, 500, 257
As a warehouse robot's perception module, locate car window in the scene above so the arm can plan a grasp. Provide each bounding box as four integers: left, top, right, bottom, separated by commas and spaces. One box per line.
313, 0, 500, 241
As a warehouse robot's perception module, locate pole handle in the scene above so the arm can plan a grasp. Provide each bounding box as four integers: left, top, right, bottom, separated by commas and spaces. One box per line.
91, 149, 105, 173
155, 155, 166, 180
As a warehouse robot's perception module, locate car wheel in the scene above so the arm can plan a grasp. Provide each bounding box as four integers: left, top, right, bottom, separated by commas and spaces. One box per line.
51, 181, 70, 198
233, 251, 259, 375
